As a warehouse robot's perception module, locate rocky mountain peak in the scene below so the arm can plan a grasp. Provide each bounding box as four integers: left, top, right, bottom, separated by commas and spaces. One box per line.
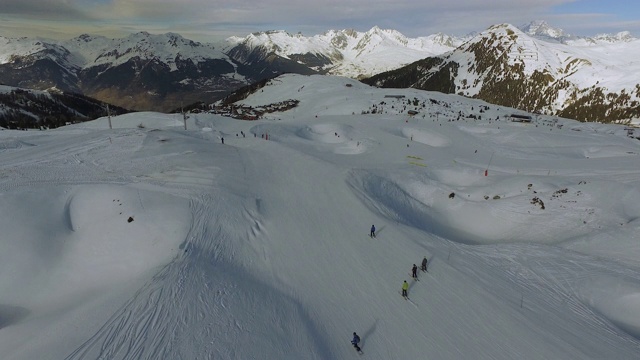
520, 20, 566, 38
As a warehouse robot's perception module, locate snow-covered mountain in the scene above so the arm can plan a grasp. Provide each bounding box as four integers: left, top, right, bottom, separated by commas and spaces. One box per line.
2, 74, 640, 359
0, 27, 464, 111
225, 26, 466, 78
0, 32, 310, 112
519, 20, 568, 41
0, 36, 80, 92
567, 31, 637, 46
518, 20, 638, 46
365, 23, 640, 123
62, 32, 222, 69
0, 22, 637, 119
0, 84, 128, 129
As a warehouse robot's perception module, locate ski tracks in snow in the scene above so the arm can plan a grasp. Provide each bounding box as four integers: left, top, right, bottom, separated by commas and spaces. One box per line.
64, 196, 219, 359
65, 180, 331, 358
0, 130, 143, 191
64, 193, 270, 359
448, 243, 640, 348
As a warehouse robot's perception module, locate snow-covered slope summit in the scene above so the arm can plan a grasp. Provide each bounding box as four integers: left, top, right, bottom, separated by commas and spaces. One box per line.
2, 74, 640, 359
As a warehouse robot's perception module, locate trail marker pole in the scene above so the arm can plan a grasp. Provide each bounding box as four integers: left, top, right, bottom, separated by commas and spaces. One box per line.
107, 104, 112, 130
181, 104, 188, 130
485, 151, 495, 176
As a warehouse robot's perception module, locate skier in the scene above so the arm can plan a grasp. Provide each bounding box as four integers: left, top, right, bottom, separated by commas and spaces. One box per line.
421, 256, 428, 272
402, 280, 409, 297
370, 224, 376, 238
351, 332, 362, 352
411, 264, 418, 279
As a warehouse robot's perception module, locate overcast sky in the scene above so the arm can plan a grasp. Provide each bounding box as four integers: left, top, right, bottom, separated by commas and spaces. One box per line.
1, 0, 639, 41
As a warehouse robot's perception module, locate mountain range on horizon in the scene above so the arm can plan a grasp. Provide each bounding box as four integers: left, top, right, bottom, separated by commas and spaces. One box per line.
0, 20, 638, 123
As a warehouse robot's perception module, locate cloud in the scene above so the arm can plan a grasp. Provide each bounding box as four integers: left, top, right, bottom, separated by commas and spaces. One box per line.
0, 0, 637, 40
99, 0, 561, 22
1, 0, 92, 20
83, 0, 574, 37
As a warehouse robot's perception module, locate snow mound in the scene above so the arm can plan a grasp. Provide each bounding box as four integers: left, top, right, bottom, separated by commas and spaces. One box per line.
0, 305, 29, 330
428, 167, 487, 187
63, 185, 190, 285
296, 123, 352, 144
582, 145, 639, 159
347, 170, 535, 244
400, 127, 450, 147
349, 170, 640, 245
294, 123, 366, 154
333, 140, 366, 155
0, 184, 194, 305
71, 112, 185, 130
457, 125, 502, 135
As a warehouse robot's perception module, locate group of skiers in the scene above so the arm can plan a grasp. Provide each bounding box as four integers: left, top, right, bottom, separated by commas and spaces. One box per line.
353, 225, 429, 352
404, 256, 428, 297
369, 224, 429, 298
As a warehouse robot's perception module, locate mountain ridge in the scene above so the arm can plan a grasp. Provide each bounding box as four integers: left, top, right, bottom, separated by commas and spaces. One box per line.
225, 26, 466, 78
362, 23, 640, 122
0, 21, 637, 120
0, 85, 129, 129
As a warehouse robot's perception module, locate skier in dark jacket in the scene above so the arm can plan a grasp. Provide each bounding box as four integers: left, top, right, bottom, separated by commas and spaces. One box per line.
412, 264, 418, 279
421, 256, 428, 272
370, 224, 376, 238
351, 332, 361, 352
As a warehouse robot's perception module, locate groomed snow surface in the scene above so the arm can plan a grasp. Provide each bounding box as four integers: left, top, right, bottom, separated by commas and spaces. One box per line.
1, 74, 640, 359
